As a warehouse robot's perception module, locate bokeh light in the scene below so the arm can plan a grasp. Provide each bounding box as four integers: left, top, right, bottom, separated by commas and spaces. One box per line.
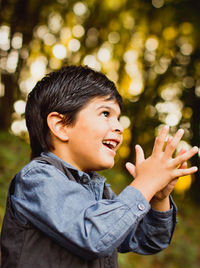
53, 44, 67, 59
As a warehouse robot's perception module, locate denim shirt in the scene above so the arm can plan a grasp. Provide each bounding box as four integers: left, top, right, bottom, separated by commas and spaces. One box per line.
11, 152, 177, 258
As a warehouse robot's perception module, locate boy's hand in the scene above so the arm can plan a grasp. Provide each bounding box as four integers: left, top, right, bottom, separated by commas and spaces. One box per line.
126, 126, 198, 202
152, 148, 187, 201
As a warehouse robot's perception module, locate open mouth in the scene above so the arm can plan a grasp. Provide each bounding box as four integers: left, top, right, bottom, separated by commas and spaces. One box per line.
102, 140, 119, 150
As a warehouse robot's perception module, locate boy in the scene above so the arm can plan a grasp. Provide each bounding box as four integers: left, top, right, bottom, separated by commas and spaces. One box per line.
1, 65, 198, 268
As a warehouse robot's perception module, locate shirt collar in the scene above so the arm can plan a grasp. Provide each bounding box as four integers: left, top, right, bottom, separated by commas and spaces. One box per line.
41, 151, 106, 183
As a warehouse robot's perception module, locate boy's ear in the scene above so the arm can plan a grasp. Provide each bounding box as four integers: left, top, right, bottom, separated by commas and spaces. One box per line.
47, 112, 69, 142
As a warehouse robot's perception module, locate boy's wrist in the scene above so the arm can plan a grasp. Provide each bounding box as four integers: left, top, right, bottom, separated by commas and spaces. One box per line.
129, 178, 156, 202
150, 196, 170, 212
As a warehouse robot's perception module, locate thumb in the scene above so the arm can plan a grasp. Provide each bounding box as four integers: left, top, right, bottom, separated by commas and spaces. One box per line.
135, 144, 145, 164
125, 162, 136, 178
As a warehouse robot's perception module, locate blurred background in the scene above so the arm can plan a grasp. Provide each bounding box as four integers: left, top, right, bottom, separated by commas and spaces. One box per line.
0, 0, 200, 267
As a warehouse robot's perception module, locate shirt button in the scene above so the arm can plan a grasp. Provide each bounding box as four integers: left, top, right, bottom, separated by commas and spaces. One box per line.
82, 177, 88, 183
138, 203, 145, 211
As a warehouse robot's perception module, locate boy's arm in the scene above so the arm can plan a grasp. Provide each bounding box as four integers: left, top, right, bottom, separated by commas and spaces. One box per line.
118, 195, 177, 254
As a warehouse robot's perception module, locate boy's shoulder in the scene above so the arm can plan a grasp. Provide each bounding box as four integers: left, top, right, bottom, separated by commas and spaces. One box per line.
16, 158, 58, 179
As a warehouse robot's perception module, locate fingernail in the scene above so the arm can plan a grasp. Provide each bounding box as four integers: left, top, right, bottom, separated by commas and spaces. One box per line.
178, 129, 184, 135
192, 146, 199, 152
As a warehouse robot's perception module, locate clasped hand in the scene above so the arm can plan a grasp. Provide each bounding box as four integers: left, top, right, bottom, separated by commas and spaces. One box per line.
126, 126, 198, 203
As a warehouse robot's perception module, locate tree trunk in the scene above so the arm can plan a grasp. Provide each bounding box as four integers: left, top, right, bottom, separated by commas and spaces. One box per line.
190, 89, 200, 203
0, 73, 17, 130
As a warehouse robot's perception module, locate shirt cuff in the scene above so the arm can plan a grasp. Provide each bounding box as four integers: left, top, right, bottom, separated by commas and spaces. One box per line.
117, 186, 151, 219
148, 195, 177, 224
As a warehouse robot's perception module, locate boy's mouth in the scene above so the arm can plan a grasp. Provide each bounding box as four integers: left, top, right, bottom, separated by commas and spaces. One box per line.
102, 139, 119, 150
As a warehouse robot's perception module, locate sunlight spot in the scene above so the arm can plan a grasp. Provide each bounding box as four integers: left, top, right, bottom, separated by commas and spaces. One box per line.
73, 2, 87, 16
14, 100, 26, 115
152, 0, 164, 8
182, 107, 193, 119
165, 113, 180, 126
36, 25, 49, 39
30, 57, 47, 79
144, 51, 156, 62
48, 13, 63, 33
0, 25, 10, 51
83, 55, 101, 71
49, 58, 62, 70
11, 119, 27, 135
20, 78, 36, 94
12, 33, 23, 49
129, 79, 143, 96
195, 86, 200, 97
53, 44, 67, 59
174, 175, 192, 194
0, 83, 5, 97
60, 27, 72, 41
6, 50, 19, 73
156, 100, 183, 114
163, 27, 177, 40
97, 48, 111, 63
161, 86, 181, 101
125, 63, 139, 77
123, 50, 138, 64
43, 33, 56, 46
72, 25, 85, 38
180, 22, 193, 35
145, 37, 159, 51
68, 39, 80, 52
119, 146, 130, 158
120, 116, 131, 129
180, 43, 193, 56
123, 14, 135, 29
108, 32, 120, 44
106, 70, 119, 83
183, 76, 195, 88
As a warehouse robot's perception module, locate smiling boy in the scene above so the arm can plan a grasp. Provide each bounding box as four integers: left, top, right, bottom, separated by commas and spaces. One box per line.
49, 97, 123, 171
1, 65, 198, 268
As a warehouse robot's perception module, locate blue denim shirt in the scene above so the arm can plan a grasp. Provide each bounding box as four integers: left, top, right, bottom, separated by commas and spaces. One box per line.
11, 152, 177, 258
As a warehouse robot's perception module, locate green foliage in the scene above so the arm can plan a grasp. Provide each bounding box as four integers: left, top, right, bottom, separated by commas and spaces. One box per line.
0, 131, 30, 225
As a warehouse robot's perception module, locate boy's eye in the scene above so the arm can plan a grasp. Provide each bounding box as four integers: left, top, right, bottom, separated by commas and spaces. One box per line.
101, 111, 109, 117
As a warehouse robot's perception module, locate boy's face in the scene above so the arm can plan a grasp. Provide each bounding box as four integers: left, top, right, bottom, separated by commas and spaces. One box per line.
65, 97, 123, 172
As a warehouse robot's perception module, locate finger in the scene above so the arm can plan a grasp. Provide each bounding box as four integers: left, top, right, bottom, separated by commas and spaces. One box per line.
152, 125, 169, 155
164, 129, 184, 157
177, 147, 187, 156
176, 148, 187, 169
179, 161, 187, 169
135, 144, 145, 164
125, 162, 136, 178
174, 166, 198, 177
173, 146, 198, 167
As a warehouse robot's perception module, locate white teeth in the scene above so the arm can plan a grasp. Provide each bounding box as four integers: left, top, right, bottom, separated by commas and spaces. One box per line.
103, 140, 117, 148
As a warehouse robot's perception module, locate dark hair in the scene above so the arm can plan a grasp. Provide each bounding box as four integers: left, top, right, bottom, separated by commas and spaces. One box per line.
25, 65, 123, 159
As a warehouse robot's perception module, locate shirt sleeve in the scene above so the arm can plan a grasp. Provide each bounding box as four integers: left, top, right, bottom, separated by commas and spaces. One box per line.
11, 162, 175, 259
118, 196, 177, 254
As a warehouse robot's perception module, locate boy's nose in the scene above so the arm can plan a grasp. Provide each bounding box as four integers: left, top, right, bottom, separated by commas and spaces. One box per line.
112, 120, 124, 134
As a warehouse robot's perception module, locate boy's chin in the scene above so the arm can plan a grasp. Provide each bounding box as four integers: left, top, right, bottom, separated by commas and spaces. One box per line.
97, 161, 115, 171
